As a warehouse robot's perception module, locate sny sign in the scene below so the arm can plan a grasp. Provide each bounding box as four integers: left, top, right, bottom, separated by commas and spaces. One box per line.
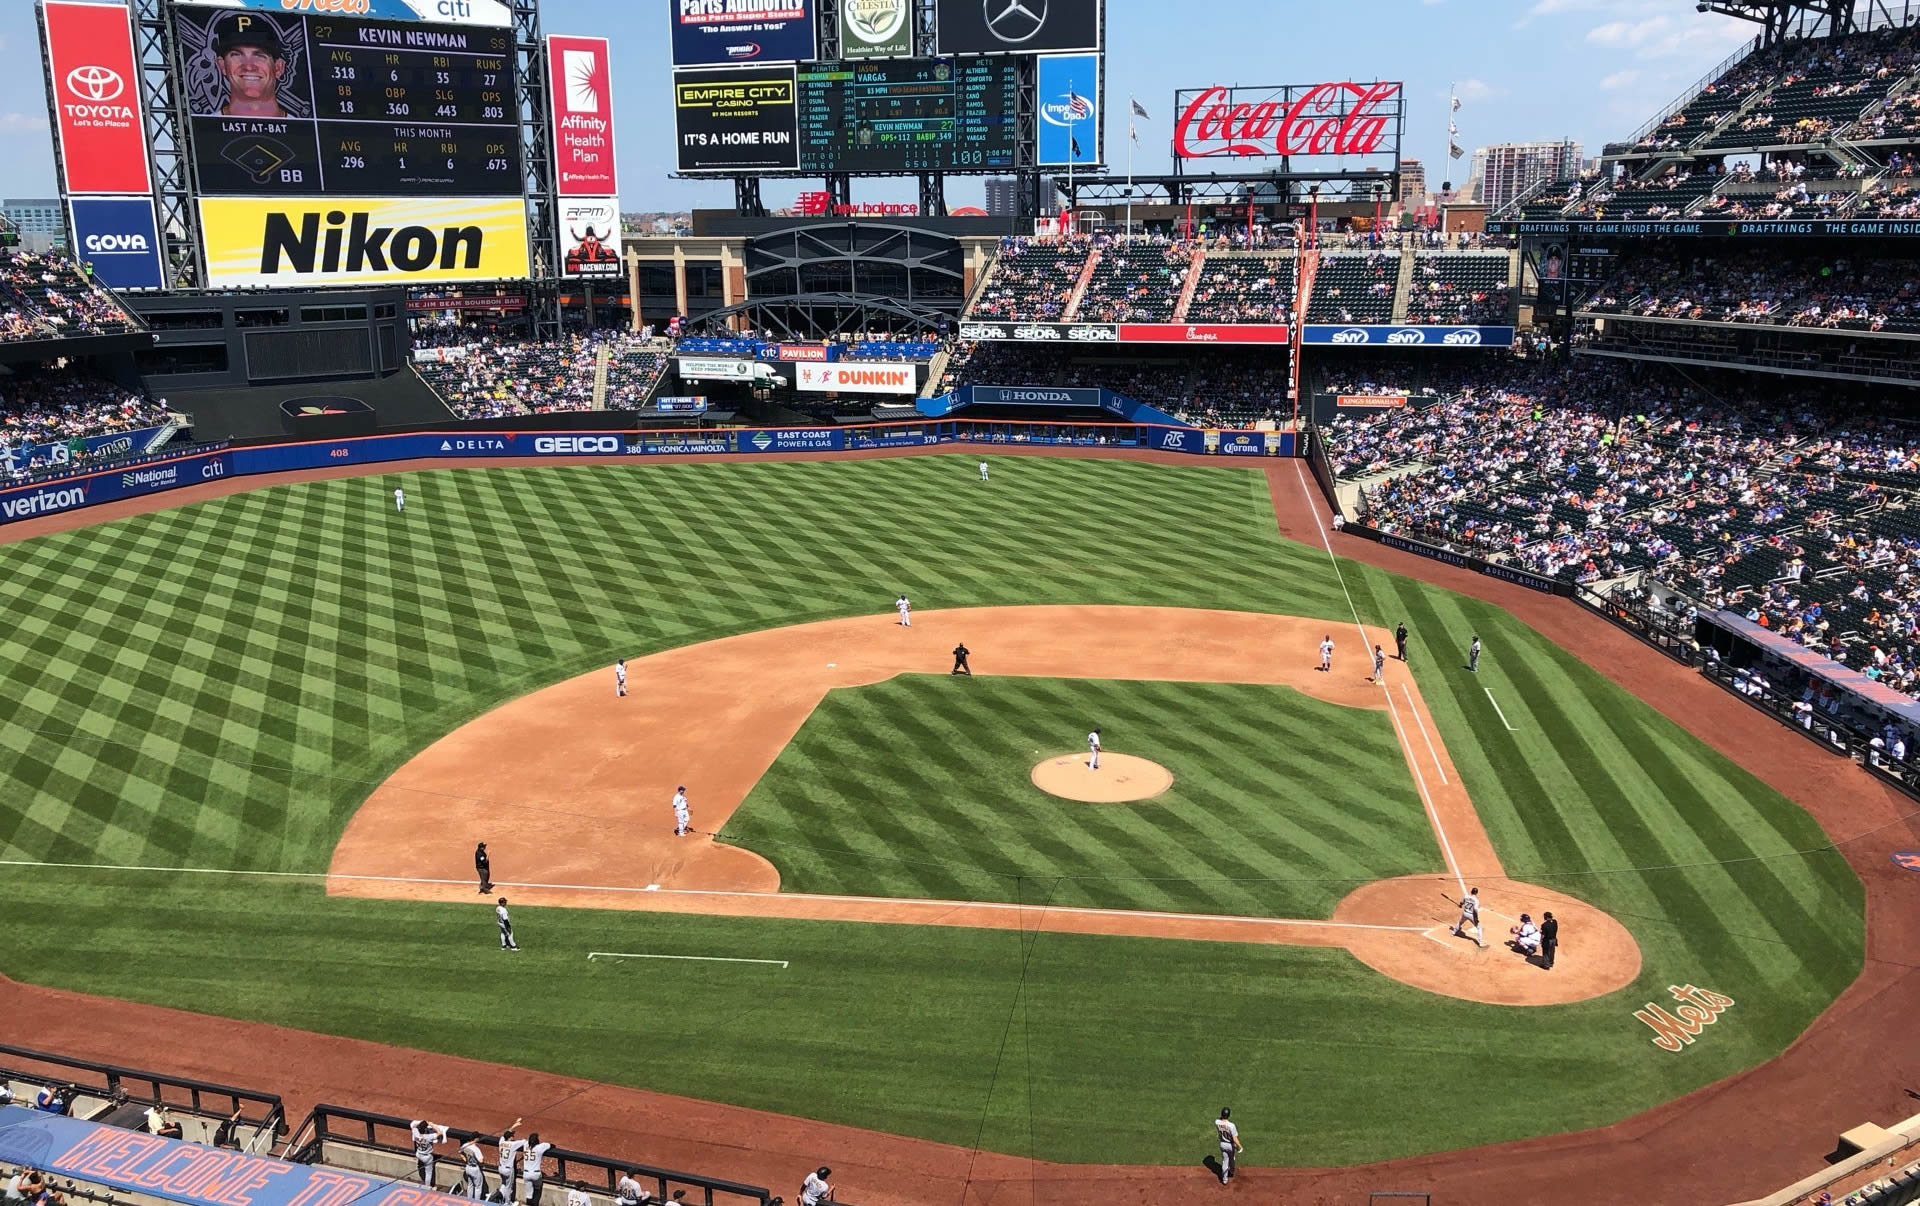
1174, 81, 1401, 160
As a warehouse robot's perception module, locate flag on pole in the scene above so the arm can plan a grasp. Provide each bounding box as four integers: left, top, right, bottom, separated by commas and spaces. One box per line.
1131, 97, 1150, 120
1449, 142, 1465, 160
1451, 95, 1462, 111
1129, 121, 1138, 143
1448, 121, 1458, 135
1071, 135, 1082, 158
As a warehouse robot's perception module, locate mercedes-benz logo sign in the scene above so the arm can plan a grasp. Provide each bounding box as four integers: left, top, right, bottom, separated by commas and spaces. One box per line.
66, 65, 124, 102
983, 0, 1046, 44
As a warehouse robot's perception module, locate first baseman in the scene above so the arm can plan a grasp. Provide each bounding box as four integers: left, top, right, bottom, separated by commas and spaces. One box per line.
672, 786, 690, 836
409, 1119, 449, 1188
1451, 887, 1485, 947
614, 659, 627, 697
1318, 634, 1334, 673
1087, 727, 1102, 770
1214, 1108, 1242, 1184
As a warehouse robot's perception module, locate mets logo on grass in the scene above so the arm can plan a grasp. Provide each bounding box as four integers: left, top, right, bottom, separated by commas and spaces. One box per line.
1633, 985, 1735, 1051
197, 197, 530, 288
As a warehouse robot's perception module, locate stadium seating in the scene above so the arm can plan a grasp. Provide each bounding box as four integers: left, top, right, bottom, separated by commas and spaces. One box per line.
1183, 254, 1295, 324
0, 365, 169, 466
1305, 252, 1398, 323
0, 250, 139, 342
414, 335, 601, 418
1074, 244, 1192, 322
968, 238, 1091, 321
1406, 253, 1512, 325
604, 345, 670, 410
1578, 246, 1920, 331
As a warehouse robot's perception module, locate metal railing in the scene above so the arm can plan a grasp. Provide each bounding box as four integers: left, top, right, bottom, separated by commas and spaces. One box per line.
0, 1042, 286, 1137
1620, 34, 1765, 149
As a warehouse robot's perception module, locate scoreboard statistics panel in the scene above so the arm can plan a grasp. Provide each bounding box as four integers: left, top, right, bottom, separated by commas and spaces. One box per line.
171, 6, 520, 197
796, 58, 1018, 174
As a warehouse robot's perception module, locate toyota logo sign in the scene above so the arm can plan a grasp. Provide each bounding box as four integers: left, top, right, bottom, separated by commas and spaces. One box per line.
984, 0, 1047, 43
66, 64, 123, 102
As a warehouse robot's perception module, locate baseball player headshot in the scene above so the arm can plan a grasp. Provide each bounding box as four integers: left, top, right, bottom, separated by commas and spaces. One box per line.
520, 1133, 554, 1206
495, 896, 519, 951
615, 658, 628, 698
1318, 633, 1334, 673
672, 786, 690, 836
1087, 726, 1102, 770
1214, 1107, 1242, 1184
951, 642, 971, 676
213, 14, 291, 119
1450, 886, 1486, 947
488, 1119, 525, 1204
798, 1167, 833, 1206
475, 841, 492, 894
459, 1134, 487, 1200
394, 486, 406, 513
409, 1119, 449, 1187
895, 594, 912, 626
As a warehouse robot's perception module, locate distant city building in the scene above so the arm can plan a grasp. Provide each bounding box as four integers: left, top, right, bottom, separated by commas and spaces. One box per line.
1398, 159, 1426, 207
1474, 141, 1584, 212
985, 178, 1018, 217
3, 198, 65, 249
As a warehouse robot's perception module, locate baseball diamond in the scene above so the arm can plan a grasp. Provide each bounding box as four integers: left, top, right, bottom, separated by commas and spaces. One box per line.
0, 450, 1872, 1201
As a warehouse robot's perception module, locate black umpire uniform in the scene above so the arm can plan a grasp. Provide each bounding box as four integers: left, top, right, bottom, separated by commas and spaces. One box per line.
475, 842, 492, 894
1540, 911, 1559, 969
952, 643, 972, 675
1395, 622, 1409, 663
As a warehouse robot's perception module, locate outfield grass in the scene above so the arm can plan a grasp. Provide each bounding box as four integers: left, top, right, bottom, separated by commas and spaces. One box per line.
0, 455, 1865, 1167
722, 675, 1441, 917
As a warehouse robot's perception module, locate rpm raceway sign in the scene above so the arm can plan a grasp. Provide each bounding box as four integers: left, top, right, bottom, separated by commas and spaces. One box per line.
794, 362, 916, 394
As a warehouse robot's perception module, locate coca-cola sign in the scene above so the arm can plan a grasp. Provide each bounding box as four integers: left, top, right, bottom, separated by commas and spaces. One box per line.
1173, 81, 1402, 160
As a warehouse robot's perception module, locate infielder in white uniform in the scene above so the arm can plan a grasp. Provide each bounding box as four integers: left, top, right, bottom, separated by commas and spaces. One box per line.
394, 487, 406, 513
409, 1120, 449, 1188
496, 897, 519, 950
1087, 727, 1102, 770
1318, 635, 1334, 673
672, 786, 690, 836
895, 594, 912, 626
1214, 1108, 1242, 1184
460, 1136, 487, 1200
1450, 886, 1485, 947
978, 460, 990, 483
1369, 643, 1386, 683
614, 659, 627, 698
520, 1133, 553, 1206
799, 1167, 833, 1206
489, 1121, 525, 1204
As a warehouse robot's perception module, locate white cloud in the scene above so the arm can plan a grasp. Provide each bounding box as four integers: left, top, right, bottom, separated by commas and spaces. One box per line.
1588, 15, 1671, 48
0, 112, 46, 133
1600, 69, 1640, 90
1453, 78, 1500, 101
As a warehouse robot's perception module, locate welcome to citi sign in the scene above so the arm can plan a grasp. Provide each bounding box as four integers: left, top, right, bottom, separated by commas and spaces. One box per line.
198, 197, 529, 288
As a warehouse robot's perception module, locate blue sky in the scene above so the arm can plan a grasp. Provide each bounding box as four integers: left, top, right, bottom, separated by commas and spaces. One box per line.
0, 0, 1759, 208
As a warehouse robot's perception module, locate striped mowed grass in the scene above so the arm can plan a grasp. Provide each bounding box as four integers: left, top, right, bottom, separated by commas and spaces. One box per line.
0, 455, 1865, 1167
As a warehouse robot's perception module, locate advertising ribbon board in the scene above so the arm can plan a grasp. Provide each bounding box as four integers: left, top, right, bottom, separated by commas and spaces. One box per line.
670, 0, 816, 67
794, 363, 916, 394
1302, 325, 1513, 347
42, 1, 152, 195
1037, 54, 1100, 167
1117, 323, 1291, 344
198, 197, 530, 289
957, 321, 1120, 343
171, 0, 511, 25
547, 35, 619, 197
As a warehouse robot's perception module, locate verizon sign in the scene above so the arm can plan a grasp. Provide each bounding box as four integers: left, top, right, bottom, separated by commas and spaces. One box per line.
796, 362, 916, 395
1173, 81, 1402, 160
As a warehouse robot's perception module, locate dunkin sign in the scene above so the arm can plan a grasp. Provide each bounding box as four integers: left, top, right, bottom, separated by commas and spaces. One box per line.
1174, 81, 1402, 160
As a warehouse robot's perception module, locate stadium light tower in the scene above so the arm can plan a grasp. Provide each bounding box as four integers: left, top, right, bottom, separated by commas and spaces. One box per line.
1693, 0, 1856, 43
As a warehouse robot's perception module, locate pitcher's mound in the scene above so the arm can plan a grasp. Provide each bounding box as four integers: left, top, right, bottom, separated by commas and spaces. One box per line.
1031, 753, 1174, 803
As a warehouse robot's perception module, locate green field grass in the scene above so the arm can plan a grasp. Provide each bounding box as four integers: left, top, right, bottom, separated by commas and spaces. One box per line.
722, 675, 1441, 917
0, 455, 1865, 1167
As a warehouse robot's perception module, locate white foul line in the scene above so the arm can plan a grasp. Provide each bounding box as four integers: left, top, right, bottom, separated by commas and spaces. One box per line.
0, 857, 1432, 933
589, 951, 788, 968
1291, 460, 1468, 901
1401, 683, 1448, 785
1484, 687, 1518, 731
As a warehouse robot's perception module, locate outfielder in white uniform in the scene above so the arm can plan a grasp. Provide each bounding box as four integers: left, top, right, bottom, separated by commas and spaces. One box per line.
489, 1122, 525, 1204
978, 460, 990, 483
1319, 635, 1334, 673
895, 594, 912, 626
1087, 727, 1101, 770
496, 897, 519, 950
614, 659, 627, 698
460, 1138, 486, 1199
409, 1120, 449, 1188
672, 786, 690, 836
1451, 887, 1485, 947
799, 1167, 833, 1206
394, 487, 406, 513
1214, 1108, 1242, 1184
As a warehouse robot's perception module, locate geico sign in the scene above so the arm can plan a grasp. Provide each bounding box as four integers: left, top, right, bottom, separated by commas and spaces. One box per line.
83, 232, 150, 253
1442, 329, 1483, 345
534, 436, 620, 454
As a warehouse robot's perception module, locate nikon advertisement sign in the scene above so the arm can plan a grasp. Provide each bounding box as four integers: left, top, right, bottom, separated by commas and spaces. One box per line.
198, 197, 530, 288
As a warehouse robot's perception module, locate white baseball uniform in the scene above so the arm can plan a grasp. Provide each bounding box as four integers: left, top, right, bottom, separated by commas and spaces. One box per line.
1087, 730, 1101, 770
496, 902, 518, 950
460, 1140, 486, 1199
1319, 638, 1334, 671
410, 1121, 447, 1187
1452, 893, 1484, 946
521, 1140, 552, 1204
394, 487, 406, 513
673, 789, 690, 835
1370, 647, 1386, 681
565, 1187, 590, 1206
896, 595, 911, 626
978, 461, 989, 482
799, 1172, 832, 1206
614, 662, 627, 697
614, 1173, 647, 1206
1215, 1117, 1240, 1180
491, 1138, 525, 1203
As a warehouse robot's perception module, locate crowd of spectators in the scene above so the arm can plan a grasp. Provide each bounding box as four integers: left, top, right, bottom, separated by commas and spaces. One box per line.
969, 237, 1090, 320
1580, 247, 1920, 331
951, 342, 1290, 428
0, 365, 169, 476
1075, 244, 1193, 323
414, 331, 658, 418
0, 251, 138, 341
1183, 255, 1295, 323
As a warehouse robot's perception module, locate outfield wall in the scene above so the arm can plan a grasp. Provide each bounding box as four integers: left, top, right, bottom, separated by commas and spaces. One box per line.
0, 422, 1298, 529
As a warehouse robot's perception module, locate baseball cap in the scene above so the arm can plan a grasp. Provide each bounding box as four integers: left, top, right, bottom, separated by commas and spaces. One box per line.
215, 13, 285, 58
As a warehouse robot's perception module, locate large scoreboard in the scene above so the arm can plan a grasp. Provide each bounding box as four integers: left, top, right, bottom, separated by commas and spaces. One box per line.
170, 4, 520, 196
